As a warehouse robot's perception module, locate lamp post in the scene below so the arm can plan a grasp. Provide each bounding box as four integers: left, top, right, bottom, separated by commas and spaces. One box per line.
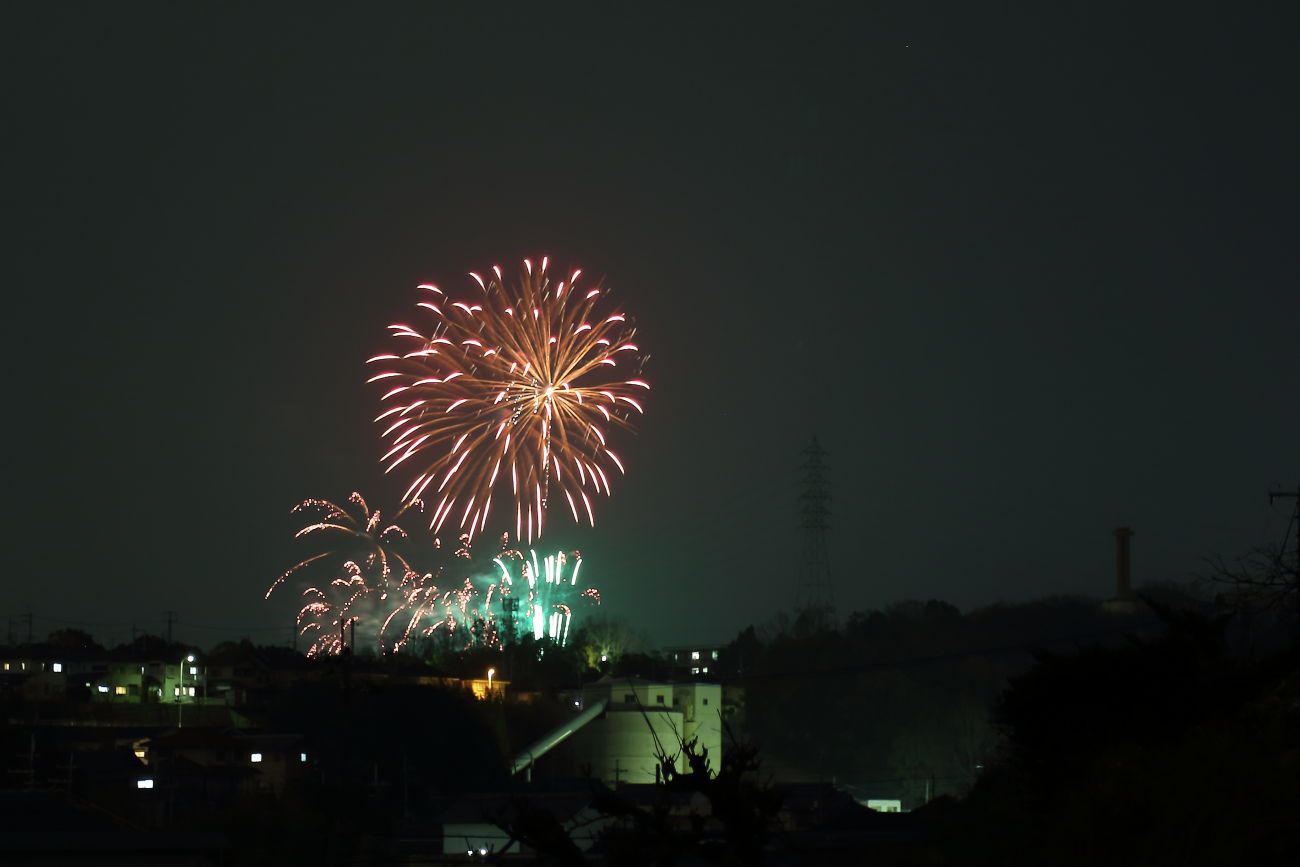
178, 654, 194, 728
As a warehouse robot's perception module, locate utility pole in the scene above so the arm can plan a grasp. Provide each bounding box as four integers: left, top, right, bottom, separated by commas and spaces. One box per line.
1269, 484, 1300, 614
794, 437, 836, 632
164, 611, 176, 644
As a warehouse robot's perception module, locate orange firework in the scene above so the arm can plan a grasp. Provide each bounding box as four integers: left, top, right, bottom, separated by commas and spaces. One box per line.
369, 257, 648, 542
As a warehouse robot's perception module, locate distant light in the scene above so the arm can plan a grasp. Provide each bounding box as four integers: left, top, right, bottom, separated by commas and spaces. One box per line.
186, 654, 195, 663
97, 685, 109, 693
300, 752, 307, 763
137, 779, 154, 789
600, 654, 607, 663
52, 662, 63, 673
250, 753, 263, 763
480, 848, 488, 855
573, 700, 580, 707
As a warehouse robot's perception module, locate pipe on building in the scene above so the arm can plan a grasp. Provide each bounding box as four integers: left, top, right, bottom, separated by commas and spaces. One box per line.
510, 697, 609, 777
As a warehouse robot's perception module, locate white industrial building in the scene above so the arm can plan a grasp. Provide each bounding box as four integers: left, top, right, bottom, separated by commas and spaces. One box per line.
550, 677, 723, 785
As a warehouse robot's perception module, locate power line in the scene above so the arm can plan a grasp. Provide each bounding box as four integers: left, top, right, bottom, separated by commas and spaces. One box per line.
737, 617, 1165, 683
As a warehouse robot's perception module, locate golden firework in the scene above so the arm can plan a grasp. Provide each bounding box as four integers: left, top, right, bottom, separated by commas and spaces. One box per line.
369, 258, 648, 542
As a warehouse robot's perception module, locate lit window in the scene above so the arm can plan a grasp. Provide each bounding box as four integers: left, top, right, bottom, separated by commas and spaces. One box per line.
299, 752, 308, 763
702, 667, 709, 674
115, 686, 127, 696
250, 753, 263, 763
134, 749, 147, 759
691, 651, 700, 661
97, 685, 109, 693
187, 686, 196, 697
137, 778, 154, 789
2, 663, 8, 671
189, 666, 197, 676
52, 662, 63, 673
711, 651, 718, 661
690, 667, 699, 675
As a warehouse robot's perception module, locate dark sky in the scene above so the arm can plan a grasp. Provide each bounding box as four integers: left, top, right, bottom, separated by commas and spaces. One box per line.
9, 3, 1298, 649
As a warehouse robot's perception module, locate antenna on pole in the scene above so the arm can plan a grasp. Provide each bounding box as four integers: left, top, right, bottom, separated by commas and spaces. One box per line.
794, 437, 835, 633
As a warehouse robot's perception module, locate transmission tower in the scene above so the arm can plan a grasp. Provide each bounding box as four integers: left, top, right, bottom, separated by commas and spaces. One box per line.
795, 437, 835, 630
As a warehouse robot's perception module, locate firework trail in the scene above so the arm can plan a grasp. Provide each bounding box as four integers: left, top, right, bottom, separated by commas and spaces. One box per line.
295, 560, 383, 656
368, 257, 649, 542
272, 500, 600, 656
375, 533, 600, 653
490, 533, 596, 646
266, 492, 422, 600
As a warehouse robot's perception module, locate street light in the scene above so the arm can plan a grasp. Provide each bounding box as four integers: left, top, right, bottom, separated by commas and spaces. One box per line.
486, 668, 495, 697
178, 654, 195, 728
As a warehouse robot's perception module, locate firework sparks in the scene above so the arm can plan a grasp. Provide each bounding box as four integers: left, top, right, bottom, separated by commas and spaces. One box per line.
295, 561, 383, 656
369, 258, 648, 542
491, 535, 594, 645
267, 492, 422, 600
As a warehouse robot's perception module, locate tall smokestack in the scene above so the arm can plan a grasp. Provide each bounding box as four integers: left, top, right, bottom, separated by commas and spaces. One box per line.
1113, 527, 1134, 601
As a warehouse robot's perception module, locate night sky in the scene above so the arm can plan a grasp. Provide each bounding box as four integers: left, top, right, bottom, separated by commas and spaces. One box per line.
10, 3, 1298, 650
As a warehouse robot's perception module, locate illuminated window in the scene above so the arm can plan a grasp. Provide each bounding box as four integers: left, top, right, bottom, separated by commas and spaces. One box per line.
250, 753, 263, 763
702, 667, 709, 674
187, 686, 195, 697
115, 686, 128, 696
690, 651, 700, 661
690, 667, 699, 675
299, 752, 308, 763
188, 666, 197, 676
137, 779, 154, 789
711, 651, 718, 661
2, 663, 8, 671
97, 685, 109, 693
134, 749, 147, 759
52, 662, 63, 673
